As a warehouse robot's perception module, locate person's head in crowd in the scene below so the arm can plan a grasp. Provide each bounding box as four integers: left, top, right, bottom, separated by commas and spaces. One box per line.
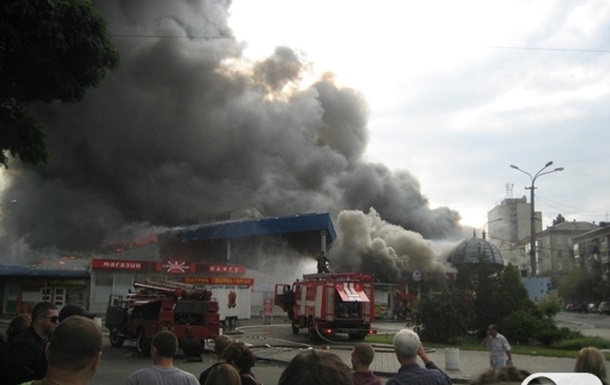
213, 335, 232, 360
221, 341, 257, 374
31, 302, 59, 338
351, 343, 375, 370
203, 362, 241, 385
151, 331, 178, 363
393, 328, 420, 360
278, 349, 353, 385
59, 304, 96, 322
6, 314, 32, 343
45, 315, 103, 384
574, 347, 607, 383
487, 324, 500, 337
469, 366, 533, 385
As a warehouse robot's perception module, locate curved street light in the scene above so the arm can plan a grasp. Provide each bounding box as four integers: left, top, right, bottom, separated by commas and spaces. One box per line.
510, 161, 564, 276
481, 217, 502, 240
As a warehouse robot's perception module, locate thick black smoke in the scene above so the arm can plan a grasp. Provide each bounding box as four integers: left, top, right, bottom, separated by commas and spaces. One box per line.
0, 0, 463, 264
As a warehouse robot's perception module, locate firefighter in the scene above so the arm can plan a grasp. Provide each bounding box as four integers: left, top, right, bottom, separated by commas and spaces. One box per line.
283, 286, 295, 320
316, 251, 330, 273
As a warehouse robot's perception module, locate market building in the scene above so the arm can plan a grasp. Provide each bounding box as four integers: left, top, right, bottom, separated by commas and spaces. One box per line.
0, 212, 336, 318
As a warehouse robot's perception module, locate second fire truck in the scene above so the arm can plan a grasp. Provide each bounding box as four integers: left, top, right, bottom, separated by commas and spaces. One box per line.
105, 281, 220, 356
274, 272, 376, 341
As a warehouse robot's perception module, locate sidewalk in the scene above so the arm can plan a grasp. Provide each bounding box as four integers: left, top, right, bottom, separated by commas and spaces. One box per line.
231, 321, 595, 384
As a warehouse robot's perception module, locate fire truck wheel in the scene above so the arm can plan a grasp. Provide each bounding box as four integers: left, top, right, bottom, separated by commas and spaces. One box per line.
182, 339, 204, 357
109, 328, 125, 347
136, 332, 151, 356
308, 327, 322, 341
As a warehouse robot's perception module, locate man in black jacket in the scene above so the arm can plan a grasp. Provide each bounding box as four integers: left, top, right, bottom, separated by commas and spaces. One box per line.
7, 301, 59, 385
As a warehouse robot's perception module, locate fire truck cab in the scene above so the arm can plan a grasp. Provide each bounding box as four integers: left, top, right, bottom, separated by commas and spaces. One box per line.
275, 272, 376, 341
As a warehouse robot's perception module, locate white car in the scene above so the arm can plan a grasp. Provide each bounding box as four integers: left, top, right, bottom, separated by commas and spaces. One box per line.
598, 301, 610, 315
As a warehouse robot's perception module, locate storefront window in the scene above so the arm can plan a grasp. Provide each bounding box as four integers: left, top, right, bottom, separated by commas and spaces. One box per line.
94, 273, 113, 306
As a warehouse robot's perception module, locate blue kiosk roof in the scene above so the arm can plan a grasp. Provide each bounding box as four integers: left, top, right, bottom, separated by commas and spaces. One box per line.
165, 212, 336, 242
0, 263, 89, 278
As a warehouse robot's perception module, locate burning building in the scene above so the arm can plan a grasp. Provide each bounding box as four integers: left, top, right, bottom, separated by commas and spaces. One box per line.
0, 1, 468, 313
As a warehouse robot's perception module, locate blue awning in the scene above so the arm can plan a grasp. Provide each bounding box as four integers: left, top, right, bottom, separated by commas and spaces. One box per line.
164, 212, 336, 242
0, 264, 89, 278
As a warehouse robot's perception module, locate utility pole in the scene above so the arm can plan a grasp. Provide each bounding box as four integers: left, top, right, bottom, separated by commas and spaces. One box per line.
510, 161, 564, 276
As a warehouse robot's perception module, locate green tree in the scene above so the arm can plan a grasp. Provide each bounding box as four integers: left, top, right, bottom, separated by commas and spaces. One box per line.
497, 264, 534, 314
0, 0, 119, 167
552, 214, 566, 226
536, 292, 565, 319
455, 263, 473, 291
473, 270, 501, 333
556, 267, 594, 303
416, 288, 476, 343
474, 264, 534, 335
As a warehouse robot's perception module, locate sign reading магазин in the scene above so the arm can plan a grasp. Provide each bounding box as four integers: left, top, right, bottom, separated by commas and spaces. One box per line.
521, 373, 602, 385
91, 258, 246, 274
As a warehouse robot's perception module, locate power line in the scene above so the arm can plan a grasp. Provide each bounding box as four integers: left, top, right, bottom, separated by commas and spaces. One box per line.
535, 194, 606, 218
487, 45, 610, 54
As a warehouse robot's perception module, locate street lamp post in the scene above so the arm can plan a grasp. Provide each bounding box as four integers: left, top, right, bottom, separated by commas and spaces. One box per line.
510, 161, 564, 276
481, 218, 502, 240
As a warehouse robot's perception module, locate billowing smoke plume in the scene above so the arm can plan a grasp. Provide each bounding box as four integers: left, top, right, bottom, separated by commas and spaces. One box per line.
0, 0, 464, 265
329, 209, 451, 282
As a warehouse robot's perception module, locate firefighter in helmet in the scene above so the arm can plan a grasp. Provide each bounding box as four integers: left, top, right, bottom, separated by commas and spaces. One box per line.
316, 251, 330, 274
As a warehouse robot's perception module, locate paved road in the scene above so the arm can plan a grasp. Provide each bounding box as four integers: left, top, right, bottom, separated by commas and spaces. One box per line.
556, 311, 610, 339
228, 318, 610, 384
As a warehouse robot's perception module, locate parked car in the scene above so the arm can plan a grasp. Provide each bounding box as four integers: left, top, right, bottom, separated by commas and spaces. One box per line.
566, 303, 584, 313
588, 303, 599, 313
598, 301, 610, 315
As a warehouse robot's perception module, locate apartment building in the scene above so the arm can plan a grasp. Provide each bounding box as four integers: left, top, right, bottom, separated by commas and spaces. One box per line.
487, 196, 541, 276
573, 223, 610, 281
535, 221, 598, 276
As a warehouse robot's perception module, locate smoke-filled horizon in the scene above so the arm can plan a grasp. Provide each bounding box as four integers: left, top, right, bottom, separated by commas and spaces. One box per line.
0, 0, 466, 268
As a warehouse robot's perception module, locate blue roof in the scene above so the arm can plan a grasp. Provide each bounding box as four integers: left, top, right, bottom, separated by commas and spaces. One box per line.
165, 212, 336, 242
0, 264, 89, 278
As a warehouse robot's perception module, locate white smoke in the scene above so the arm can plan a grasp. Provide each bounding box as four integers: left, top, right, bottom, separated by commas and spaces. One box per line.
329, 209, 451, 282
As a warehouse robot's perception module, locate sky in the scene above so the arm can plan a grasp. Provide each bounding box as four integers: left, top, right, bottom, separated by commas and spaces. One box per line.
1, 0, 609, 269
229, 0, 610, 229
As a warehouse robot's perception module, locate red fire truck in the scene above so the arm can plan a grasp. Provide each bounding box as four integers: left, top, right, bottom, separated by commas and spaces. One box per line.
105, 281, 220, 356
275, 272, 376, 341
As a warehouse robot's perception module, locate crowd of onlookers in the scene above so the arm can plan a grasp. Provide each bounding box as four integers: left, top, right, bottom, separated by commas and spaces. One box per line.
0, 301, 608, 385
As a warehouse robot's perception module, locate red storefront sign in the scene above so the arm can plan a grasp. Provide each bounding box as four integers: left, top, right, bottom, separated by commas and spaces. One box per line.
92, 258, 247, 275
159, 260, 195, 274
181, 276, 254, 285
92, 259, 150, 270
207, 264, 246, 274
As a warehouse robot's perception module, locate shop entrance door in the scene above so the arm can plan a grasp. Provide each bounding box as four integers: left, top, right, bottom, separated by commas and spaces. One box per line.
53, 287, 66, 307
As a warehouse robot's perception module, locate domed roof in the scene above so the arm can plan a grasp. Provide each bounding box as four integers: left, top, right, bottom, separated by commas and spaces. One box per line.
448, 234, 504, 268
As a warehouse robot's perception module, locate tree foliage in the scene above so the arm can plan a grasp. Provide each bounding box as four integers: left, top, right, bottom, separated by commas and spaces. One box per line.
536, 292, 565, 319
497, 264, 534, 313
0, 0, 119, 167
475, 264, 534, 335
455, 263, 473, 291
416, 288, 476, 343
414, 262, 576, 346
552, 214, 566, 226
556, 267, 595, 303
